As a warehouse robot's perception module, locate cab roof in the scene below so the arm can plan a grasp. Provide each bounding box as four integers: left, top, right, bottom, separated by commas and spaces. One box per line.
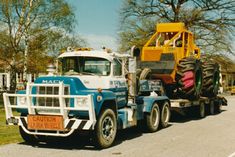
58, 49, 115, 61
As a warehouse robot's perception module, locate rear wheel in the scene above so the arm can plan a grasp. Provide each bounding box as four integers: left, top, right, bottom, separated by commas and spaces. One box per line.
215, 102, 222, 113
145, 103, 160, 132
198, 103, 205, 118
176, 57, 202, 100
201, 60, 220, 97
94, 109, 117, 149
160, 102, 171, 128
209, 101, 215, 115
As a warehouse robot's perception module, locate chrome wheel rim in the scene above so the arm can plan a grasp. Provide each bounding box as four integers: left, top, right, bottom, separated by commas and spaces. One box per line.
102, 116, 114, 140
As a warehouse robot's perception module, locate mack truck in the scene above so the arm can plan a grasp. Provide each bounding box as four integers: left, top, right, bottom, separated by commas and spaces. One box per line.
3, 47, 171, 148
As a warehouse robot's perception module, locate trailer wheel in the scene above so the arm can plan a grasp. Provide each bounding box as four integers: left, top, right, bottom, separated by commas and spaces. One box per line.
160, 102, 171, 128
215, 103, 222, 113
146, 103, 160, 132
198, 103, 205, 118
209, 101, 215, 115
94, 109, 117, 149
19, 126, 38, 144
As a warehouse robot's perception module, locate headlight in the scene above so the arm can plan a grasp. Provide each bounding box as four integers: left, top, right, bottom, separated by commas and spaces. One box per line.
75, 98, 87, 108
18, 96, 26, 106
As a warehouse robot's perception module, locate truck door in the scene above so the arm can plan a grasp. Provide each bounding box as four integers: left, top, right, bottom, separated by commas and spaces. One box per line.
112, 58, 128, 108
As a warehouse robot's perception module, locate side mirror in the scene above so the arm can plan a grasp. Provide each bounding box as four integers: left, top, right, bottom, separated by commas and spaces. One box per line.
131, 46, 140, 57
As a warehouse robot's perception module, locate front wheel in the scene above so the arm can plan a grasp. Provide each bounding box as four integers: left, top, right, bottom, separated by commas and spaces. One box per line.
94, 109, 117, 149
145, 103, 160, 132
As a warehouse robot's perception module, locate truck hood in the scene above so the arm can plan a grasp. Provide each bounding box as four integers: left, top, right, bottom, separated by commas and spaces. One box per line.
34, 76, 89, 95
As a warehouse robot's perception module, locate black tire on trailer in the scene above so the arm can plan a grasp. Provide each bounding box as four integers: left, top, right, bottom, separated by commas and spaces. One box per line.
209, 101, 215, 115
198, 102, 205, 118
201, 60, 220, 97
160, 101, 171, 128
215, 102, 222, 114
19, 126, 38, 144
176, 57, 202, 100
94, 109, 117, 149
145, 103, 160, 132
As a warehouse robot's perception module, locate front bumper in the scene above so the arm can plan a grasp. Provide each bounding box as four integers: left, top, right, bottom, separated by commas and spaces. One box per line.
3, 82, 96, 137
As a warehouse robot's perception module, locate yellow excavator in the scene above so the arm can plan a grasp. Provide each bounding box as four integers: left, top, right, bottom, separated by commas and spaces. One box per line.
139, 23, 220, 99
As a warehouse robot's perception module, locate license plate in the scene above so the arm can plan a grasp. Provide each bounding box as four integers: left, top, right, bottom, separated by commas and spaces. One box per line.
27, 115, 64, 131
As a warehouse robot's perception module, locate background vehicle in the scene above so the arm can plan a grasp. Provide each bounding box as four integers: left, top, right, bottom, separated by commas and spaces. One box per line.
231, 86, 235, 95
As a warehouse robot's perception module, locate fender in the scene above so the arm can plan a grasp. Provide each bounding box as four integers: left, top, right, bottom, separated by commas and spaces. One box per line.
142, 96, 169, 113
88, 90, 117, 116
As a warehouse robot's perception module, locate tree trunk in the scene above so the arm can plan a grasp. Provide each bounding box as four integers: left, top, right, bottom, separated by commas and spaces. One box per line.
23, 0, 33, 81
23, 34, 29, 81
9, 54, 17, 92
9, 68, 17, 93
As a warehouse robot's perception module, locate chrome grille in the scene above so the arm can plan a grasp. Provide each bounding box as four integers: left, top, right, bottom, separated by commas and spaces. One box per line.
36, 85, 70, 108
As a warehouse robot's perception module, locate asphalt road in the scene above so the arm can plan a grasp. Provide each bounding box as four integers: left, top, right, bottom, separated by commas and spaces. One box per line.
1, 96, 235, 157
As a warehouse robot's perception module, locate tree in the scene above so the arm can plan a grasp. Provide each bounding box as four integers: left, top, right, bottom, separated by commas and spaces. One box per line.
119, 0, 235, 54
45, 30, 87, 57
0, 0, 77, 91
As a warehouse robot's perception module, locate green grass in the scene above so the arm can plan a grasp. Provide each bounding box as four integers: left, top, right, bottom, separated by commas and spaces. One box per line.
0, 100, 23, 145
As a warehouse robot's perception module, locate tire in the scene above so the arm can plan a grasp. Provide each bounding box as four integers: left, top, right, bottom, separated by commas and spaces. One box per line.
176, 57, 202, 100
160, 102, 171, 128
209, 101, 215, 115
198, 103, 205, 118
145, 103, 160, 132
201, 60, 220, 97
138, 68, 152, 96
94, 109, 117, 149
215, 103, 222, 114
19, 126, 38, 144
139, 68, 151, 80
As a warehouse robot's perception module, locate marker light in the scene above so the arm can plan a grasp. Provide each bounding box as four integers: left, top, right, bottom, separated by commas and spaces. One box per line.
97, 88, 102, 93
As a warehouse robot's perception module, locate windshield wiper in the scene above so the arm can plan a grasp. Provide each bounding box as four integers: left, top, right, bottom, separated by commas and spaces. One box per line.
80, 72, 100, 76
64, 71, 79, 75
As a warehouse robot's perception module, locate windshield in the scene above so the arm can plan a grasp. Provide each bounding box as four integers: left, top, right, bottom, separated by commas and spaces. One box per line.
61, 57, 111, 76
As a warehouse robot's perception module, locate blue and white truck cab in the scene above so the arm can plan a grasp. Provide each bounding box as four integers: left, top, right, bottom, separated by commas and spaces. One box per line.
3, 47, 171, 148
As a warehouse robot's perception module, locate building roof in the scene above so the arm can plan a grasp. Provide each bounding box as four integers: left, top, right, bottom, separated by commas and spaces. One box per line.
209, 55, 235, 73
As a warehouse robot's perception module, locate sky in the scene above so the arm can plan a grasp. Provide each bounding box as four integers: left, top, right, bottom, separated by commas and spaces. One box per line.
67, 1, 235, 57
68, 0, 123, 51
